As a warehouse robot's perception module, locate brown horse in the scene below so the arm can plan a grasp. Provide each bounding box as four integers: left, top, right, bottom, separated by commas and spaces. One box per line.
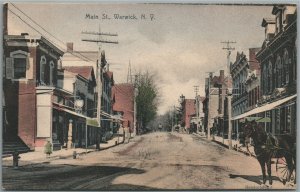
243, 120, 296, 185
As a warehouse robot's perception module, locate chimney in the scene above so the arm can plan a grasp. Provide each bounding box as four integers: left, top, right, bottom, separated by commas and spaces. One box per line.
66, 42, 73, 52
220, 70, 224, 82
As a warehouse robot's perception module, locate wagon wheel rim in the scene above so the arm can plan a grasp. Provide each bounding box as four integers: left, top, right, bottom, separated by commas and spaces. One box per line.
276, 157, 296, 184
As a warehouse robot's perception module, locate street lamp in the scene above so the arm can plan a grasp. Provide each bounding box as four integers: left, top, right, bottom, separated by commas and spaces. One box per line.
74, 98, 84, 113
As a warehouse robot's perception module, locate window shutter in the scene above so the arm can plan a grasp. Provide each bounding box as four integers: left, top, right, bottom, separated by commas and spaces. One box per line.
5, 57, 13, 79
26, 57, 34, 80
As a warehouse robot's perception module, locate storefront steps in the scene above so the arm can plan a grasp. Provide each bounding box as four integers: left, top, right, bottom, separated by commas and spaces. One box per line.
2, 137, 31, 157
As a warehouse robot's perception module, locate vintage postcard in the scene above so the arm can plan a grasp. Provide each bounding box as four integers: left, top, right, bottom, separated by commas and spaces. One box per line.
2, 2, 297, 191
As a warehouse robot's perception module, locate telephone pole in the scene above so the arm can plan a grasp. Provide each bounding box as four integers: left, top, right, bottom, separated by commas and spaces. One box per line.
194, 85, 199, 133
221, 40, 235, 150
81, 26, 118, 150
205, 72, 214, 140
221, 41, 236, 75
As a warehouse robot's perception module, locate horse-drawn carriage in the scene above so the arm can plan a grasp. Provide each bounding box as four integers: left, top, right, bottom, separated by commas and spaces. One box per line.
242, 117, 296, 185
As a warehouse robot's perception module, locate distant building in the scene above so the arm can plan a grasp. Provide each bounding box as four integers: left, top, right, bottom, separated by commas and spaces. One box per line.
62, 43, 117, 136
203, 70, 229, 139
230, 48, 261, 140
112, 83, 134, 133
181, 98, 196, 132
245, 48, 261, 112
101, 70, 114, 133
57, 66, 97, 147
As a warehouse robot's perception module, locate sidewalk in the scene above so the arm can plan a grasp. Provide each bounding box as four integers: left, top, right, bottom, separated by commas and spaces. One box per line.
2, 136, 125, 167
192, 133, 256, 157
213, 135, 256, 157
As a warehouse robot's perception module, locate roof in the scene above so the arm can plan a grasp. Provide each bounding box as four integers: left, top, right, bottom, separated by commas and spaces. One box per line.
112, 83, 134, 112
112, 83, 134, 128
5, 35, 64, 56
63, 66, 94, 80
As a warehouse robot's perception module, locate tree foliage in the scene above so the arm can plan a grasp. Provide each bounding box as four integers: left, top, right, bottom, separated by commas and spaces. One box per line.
136, 71, 160, 133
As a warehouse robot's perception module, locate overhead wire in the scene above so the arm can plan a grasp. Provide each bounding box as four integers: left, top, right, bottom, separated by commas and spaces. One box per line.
8, 4, 93, 62
8, 4, 136, 101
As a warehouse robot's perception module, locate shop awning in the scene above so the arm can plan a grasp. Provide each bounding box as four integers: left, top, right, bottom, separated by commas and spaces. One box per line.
53, 102, 123, 124
232, 94, 297, 121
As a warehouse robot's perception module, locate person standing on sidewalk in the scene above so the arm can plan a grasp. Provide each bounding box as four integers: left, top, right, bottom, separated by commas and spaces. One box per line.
44, 140, 52, 158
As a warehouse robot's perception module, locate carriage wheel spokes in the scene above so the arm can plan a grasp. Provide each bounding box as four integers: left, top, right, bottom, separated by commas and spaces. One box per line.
276, 157, 296, 185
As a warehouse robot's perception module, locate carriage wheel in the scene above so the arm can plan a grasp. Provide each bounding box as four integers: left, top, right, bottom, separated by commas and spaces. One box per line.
276, 157, 296, 185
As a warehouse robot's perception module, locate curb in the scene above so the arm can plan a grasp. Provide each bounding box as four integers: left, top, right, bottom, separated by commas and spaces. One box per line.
211, 139, 256, 157
2, 139, 126, 166
192, 133, 256, 158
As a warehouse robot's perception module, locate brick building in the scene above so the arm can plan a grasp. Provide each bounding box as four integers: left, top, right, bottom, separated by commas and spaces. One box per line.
232, 5, 297, 136
181, 99, 196, 132
231, 48, 261, 140
112, 83, 135, 133
3, 34, 64, 150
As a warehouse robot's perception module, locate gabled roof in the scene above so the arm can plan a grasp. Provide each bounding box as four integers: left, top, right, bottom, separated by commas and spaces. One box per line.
63, 66, 94, 80
112, 83, 134, 112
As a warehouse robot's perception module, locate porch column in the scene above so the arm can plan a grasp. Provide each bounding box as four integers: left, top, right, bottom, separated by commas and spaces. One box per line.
67, 119, 73, 149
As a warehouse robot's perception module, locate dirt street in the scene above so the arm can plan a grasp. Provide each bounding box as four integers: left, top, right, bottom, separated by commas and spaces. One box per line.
2, 132, 295, 190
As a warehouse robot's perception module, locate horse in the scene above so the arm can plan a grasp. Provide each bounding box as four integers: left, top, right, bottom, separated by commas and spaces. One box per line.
242, 119, 296, 185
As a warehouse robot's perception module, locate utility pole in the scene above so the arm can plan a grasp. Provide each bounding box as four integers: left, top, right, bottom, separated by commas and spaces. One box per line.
221, 40, 235, 150
81, 26, 118, 150
133, 74, 138, 136
221, 41, 236, 75
194, 85, 199, 133
206, 72, 214, 140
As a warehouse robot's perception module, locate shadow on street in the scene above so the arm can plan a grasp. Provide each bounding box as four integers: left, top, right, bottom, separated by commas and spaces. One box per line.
229, 174, 281, 185
3, 162, 150, 190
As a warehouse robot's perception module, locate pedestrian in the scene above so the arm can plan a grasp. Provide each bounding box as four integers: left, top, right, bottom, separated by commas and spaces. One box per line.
44, 140, 52, 158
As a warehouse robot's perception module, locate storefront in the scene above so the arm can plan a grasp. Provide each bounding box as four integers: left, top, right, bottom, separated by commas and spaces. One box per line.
232, 94, 297, 138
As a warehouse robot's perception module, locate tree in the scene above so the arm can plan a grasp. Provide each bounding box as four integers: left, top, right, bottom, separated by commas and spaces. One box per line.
136, 71, 160, 133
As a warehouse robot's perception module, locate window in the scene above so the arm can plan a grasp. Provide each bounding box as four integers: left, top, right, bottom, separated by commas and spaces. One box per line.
275, 56, 282, 87
268, 61, 273, 93
49, 61, 54, 86
14, 58, 27, 78
283, 49, 289, 84
6, 50, 31, 80
40, 56, 47, 85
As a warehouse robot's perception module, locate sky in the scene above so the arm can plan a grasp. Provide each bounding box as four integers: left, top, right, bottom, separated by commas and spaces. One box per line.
7, 3, 274, 114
